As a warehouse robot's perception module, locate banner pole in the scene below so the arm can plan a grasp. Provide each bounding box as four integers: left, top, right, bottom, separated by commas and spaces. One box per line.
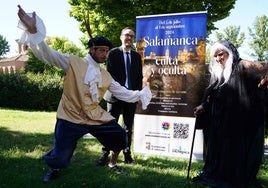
187, 119, 197, 179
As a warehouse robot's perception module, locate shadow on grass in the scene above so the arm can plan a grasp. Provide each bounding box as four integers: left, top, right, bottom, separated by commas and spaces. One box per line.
0, 127, 267, 188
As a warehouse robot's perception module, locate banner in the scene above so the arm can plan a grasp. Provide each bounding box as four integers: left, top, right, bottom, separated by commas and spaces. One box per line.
134, 11, 207, 160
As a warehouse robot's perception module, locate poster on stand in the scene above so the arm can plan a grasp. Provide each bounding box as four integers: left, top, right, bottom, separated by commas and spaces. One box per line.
134, 11, 207, 160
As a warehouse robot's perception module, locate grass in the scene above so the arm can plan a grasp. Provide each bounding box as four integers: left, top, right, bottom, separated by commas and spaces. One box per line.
0, 107, 267, 188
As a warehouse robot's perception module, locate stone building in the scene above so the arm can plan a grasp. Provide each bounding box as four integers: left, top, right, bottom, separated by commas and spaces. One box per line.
0, 41, 28, 74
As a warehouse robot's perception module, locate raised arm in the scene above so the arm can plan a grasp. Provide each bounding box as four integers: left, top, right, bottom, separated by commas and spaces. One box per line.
17, 5, 69, 72
108, 80, 152, 110
17, 5, 37, 34
242, 59, 268, 89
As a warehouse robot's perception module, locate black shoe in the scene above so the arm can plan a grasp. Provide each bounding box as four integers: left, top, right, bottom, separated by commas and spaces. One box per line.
43, 169, 59, 183
124, 154, 135, 165
96, 152, 109, 166
193, 172, 217, 187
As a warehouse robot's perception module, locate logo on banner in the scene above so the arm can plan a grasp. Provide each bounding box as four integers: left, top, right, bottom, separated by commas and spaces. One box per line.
161, 121, 170, 130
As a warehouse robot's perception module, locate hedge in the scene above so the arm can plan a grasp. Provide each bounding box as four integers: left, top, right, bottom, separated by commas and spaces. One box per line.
0, 72, 63, 111
0, 72, 107, 111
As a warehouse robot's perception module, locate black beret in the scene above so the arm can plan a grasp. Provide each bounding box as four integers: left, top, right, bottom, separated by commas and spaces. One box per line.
87, 36, 113, 50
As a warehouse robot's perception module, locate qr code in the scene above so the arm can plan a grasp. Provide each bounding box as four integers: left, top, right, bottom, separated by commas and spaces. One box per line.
173, 123, 189, 139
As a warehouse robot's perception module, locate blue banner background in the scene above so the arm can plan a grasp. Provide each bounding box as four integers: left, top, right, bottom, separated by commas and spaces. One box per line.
136, 12, 207, 117
136, 12, 207, 58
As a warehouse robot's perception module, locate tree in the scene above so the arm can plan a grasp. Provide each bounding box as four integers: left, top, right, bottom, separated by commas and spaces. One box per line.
0, 35, 10, 58
68, 0, 236, 47
25, 36, 85, 75
248, 15, 268, 61
214, 26, 245, 49
248, 16, 268, 137
46, 36, 86, 57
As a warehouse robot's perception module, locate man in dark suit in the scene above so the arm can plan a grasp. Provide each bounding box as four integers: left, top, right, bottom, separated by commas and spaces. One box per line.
97, 27, 143, 165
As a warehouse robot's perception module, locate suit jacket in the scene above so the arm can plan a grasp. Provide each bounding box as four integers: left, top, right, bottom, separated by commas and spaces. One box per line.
107, 46, 143, 91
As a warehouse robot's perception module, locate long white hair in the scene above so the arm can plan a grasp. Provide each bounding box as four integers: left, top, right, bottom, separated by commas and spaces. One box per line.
209, 41, 236, 88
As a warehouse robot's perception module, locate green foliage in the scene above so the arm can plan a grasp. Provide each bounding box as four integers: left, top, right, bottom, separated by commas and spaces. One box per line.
0, 71, 109, 111
248, 15, 268, 61
0, 34, 10, 58
46, 36, 87, 57
68, 0, 236, 47
0, 72, 63, 111
25, 50, 62, 75
214, 26, 245, 49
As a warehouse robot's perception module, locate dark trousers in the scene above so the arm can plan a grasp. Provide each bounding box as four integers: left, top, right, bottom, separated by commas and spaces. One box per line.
43, 119, 126, 169
103, 100, 137, 155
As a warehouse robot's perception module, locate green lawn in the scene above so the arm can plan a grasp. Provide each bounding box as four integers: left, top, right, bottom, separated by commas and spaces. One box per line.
0, 108, 267, 188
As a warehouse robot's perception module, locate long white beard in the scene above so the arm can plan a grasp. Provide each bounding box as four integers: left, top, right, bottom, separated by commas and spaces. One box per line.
210, 54, 233, 88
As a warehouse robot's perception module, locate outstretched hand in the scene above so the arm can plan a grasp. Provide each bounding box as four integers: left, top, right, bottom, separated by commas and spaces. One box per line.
258, 75, 268, 89
140, 86, 152, 110
17, 5, 37, 34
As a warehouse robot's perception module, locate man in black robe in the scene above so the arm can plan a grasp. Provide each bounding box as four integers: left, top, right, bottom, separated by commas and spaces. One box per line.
193, 40, 268, 188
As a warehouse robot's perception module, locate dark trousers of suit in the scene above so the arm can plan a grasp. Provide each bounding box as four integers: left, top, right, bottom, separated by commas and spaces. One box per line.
103, 100, 137, 156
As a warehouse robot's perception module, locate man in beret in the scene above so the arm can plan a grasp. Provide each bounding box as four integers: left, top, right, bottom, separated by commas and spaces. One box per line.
17, 5, 152, 183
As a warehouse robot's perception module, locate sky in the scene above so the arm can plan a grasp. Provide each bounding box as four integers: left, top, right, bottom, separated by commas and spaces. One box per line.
211, 0, 267, 60
1, 0, 83, 56
1, 0, 267, 60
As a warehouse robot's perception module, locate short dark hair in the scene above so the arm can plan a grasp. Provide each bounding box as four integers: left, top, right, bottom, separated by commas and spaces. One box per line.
121, 27, 135, 35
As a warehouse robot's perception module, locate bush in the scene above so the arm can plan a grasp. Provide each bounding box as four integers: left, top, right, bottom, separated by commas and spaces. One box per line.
0, 72, 108, 111
0, 72, 63, 111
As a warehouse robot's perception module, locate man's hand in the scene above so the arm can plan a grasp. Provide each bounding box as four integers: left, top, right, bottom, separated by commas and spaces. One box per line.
17, 5, 37, 34
140, 86, 152, 110
194, 105, 204, 117
258, 75, 268, 89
